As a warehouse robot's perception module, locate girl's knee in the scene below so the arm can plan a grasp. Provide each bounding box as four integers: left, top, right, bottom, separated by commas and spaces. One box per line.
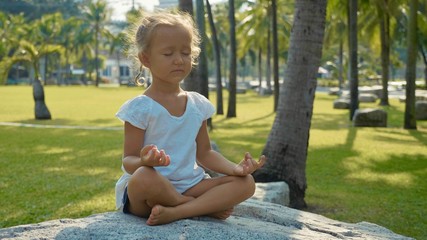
243, 174, 256, 195
233, 175, 256, 197
129, 166, 158, 189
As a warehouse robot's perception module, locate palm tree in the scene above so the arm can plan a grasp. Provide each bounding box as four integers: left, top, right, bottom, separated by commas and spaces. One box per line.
227, 0, 237, 118
0, 13, 23, 62
0, 13, 29, 84
359, 0, 404, 106
206, 0, 224, 115
82, 0, 109, 86
72, 20, 94, 85
404, 0, 417, 129
418, 1, 427, 87
323, 1, 348, 94
348, 0, 359, 120
179, 0, 199, 92
272, 0, 279, 111
179, 0, 194, 14
236, 0, 292, 98
0, 41, 62, 119
253, 0, 327, 209
57, 16, 79, 84
33, 13, 63, 85
376, 0, 391, 106
237, 1, 271, 95
105, 31, 126, 84
196, 0, 209, 99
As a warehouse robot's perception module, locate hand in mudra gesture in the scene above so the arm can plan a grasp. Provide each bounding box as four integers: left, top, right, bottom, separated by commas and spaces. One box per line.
140, 145, 171, 167
233, 152, 266, 176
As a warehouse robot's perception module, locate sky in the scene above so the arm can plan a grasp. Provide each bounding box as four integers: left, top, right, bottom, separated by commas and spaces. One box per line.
107, 0, 226, 21
107, 0, 158, 20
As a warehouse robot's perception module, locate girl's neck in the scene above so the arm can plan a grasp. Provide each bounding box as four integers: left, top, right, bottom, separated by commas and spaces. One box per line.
144, 81, 183, 97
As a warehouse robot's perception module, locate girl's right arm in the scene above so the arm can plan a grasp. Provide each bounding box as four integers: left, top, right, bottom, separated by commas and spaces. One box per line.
122, 121, 170, 174
122, 121, 145, 174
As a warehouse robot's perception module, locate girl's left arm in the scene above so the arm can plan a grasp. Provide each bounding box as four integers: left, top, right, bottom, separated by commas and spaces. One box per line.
196, 120, 265, 176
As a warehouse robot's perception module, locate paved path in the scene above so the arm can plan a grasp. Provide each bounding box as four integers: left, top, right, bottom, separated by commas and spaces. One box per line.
0, 122, 122, 131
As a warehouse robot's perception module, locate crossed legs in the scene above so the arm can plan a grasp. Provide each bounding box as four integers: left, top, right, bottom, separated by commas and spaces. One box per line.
126, 166, 255, 225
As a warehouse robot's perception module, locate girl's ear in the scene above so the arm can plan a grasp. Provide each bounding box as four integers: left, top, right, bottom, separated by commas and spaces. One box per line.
139, 52, 150, 68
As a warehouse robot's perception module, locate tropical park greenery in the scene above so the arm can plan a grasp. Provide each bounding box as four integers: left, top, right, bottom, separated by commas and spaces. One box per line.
0, 0, 426, 239
0, 87, 426, 239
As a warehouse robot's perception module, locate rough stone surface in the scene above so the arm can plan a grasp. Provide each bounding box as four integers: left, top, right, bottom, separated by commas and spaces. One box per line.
416, 90, 427, 101
328, 87, 341, 96
359, 86, 382, 99
358, 93, 378, 103
252, 181, 289, 206
415, 100, 427, 120
0, 199, 412, 240
353, 108, 387, 127
333, 98, 350, 109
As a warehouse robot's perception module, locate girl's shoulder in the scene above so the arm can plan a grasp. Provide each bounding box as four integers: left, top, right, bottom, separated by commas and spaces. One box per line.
187, 91, 210, 103
116, 95, 153, 129
186, 91, 215, 118
118, 95, 153, 113
125, 94, 152, 105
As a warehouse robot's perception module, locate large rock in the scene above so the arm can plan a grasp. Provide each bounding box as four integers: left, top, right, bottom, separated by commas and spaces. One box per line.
252, 181, 289, 206
353, 108, 387, 127
333, 98, 350, 109
358, 93, 378, 103
415, 101, 427, 120
0, 199, 412, 240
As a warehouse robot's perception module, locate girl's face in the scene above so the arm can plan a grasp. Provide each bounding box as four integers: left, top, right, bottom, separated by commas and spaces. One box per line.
140, 24, 193, 86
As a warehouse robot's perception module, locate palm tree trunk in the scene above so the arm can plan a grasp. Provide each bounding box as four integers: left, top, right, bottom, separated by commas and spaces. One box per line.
272, 0, 279, 112
43, 54, 48, 85
348, 0, 359, 120
95, 23, 100, 87
195, 0, 211, 128
196, 0, 209, 99
206, 0, 223, 115
266, 30, 272, 92
82, 52, 88, 85
253, 0, 327, 209
33, 78, 51, 119
179, 0, 199, 92
419, 45, 427, 88
404, 0, 418, 129
179, 0, 193, 14
378, 0, 390, 106
227, 0, 237, 118
338, 39, 344, 95
258, 48, 262, 94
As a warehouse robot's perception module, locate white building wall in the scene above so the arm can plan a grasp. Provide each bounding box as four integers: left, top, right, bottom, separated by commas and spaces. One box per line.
156, 0, 178, 9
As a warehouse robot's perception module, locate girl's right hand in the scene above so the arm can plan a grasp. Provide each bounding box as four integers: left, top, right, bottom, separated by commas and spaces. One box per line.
140, 145, 171, 167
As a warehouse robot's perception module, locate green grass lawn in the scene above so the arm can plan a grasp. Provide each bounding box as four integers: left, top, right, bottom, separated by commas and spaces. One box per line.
0, 85, 426, 239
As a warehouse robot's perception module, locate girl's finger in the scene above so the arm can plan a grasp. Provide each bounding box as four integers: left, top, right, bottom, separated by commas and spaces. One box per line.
257, 155, 266, 168
140, 144, 154, 156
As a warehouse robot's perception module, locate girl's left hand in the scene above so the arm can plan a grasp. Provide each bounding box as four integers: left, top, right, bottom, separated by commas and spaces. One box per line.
233, 153, 266, 176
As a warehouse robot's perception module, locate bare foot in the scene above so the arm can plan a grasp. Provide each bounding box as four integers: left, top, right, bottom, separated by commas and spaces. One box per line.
146, 194, 194, 208
208, 208, 234, 220
146, 205, 177, 226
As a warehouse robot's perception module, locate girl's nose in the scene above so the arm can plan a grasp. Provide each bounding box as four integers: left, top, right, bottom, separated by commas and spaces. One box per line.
174, 54, 184, 65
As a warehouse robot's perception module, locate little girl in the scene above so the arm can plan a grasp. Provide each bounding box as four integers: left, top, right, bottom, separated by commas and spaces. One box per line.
115, 11, 266, 226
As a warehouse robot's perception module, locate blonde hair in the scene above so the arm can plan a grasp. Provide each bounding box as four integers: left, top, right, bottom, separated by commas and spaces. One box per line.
127, 10, 201, 69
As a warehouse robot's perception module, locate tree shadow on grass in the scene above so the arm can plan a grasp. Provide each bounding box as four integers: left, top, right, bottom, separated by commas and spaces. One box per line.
8, 118, 121, 128
408, 129, 427, 146
372, 127, 427, 147
311, 112, 352, 130
306, 126, 427, 239
0, 127, 123, 228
